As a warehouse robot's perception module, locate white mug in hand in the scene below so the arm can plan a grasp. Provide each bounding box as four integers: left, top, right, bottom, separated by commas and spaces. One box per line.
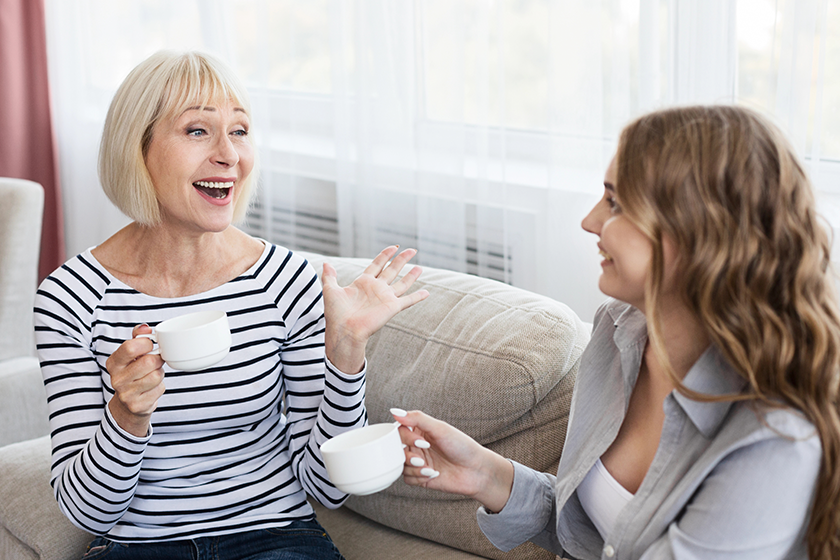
320, 423, 405, 495
137, 310, 231, 372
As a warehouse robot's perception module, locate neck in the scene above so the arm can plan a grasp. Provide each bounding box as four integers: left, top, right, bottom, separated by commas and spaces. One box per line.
94, 222, 258, 298
643, 296, 710, 384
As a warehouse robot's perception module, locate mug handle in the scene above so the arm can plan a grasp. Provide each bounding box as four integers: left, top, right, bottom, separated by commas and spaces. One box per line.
136, 332, 161, 355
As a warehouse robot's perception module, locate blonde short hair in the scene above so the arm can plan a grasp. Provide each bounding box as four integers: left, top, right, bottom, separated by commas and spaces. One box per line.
98, 50, 258, 226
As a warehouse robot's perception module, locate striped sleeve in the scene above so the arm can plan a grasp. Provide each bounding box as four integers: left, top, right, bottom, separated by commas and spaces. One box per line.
34, 257, 149, 535
273, 257, 368, 508
32, 245, 370, 540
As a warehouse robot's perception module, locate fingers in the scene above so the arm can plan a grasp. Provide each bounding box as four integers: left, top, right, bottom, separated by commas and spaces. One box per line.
362, 245, 400, 277
363, 246, 420, 286
398, 287, 430, 312
108, 325, 156, 372
389, 264, 423, 297
392, 408, 442, 481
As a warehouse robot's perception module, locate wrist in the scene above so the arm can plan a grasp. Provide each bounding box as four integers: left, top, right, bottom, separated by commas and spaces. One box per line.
107, 399, 151, 439
471, 450, 514, 513
325, 333, 367, 375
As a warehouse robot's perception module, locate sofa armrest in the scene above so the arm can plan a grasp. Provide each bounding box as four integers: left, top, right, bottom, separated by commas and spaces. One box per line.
0, 357, 49, 447
0, 436, 92, 560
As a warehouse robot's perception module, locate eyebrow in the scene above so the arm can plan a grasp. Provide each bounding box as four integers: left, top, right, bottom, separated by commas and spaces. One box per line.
181, 105, 247, 115
604, 182, 616, 192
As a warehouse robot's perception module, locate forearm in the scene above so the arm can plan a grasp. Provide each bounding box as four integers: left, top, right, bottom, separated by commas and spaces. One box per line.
53, 406, 147, 534
287, 355, 368, 507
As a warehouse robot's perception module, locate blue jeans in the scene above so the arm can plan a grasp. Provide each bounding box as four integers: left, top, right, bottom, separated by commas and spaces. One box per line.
80, 520, 345, 560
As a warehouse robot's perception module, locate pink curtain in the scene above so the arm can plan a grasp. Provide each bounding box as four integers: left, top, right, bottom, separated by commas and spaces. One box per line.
0, 0, 65, 280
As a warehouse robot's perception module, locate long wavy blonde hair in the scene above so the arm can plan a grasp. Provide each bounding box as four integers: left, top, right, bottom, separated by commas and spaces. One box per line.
615, 105, 840, 559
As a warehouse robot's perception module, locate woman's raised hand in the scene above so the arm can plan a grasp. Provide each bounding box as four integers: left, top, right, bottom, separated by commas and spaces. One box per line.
391, 409, 515, 514
321, 246, 429, 374
105, 324, 166, 438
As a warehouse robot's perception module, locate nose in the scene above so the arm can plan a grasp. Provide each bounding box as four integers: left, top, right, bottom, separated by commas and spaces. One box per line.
212, 134, 239, 168
581, 200, 603, 235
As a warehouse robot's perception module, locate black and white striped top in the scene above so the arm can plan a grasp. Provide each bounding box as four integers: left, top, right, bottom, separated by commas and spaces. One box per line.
33, 242, 367, 543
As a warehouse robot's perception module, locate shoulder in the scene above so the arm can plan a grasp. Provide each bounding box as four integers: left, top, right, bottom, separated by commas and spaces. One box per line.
253, 244, 322, 304
733, 403, 820, 452
256, 243, 317, 280
708, 402, 822, 490
37, 250, 111, 301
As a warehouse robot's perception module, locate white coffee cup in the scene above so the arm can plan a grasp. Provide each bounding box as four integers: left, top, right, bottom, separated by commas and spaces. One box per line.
137, 310, 231, 372
320, 423, 405, 495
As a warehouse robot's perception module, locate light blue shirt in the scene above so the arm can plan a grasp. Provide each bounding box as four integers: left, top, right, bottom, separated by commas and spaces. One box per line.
477, 299, 820, 559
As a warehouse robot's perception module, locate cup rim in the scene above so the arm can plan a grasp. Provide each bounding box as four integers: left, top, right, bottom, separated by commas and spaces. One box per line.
320, 422, 399, 455
155, 310, 227, 334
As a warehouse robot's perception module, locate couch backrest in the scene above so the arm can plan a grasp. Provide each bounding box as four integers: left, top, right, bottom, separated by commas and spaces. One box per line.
0, 178, 44, 361
303, 253, 591, 560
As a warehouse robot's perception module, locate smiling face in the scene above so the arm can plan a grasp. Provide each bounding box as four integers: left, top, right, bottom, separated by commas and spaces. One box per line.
144, 98, 254, 235
581, 156, 680, 312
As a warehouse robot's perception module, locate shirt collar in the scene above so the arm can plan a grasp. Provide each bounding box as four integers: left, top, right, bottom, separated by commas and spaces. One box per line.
673, 346, 748, 438
606, 301, 748, 439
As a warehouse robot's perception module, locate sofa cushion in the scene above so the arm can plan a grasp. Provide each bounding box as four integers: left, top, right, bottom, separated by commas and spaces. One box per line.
305, 254, 590, 559
0, 357, 50, 446
0, 436, 93, 560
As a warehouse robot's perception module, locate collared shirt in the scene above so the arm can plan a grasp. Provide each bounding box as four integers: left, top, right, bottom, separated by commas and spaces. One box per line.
477, 299, 821, 560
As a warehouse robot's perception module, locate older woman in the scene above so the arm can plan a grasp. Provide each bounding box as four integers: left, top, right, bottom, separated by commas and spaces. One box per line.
34, 50, 427, 560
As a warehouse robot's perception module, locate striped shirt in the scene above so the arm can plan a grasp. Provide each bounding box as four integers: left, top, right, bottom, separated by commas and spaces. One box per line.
33, 242, 367, 543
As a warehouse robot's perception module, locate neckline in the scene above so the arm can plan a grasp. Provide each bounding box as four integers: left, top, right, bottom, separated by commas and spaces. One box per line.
83, 239, 272, 301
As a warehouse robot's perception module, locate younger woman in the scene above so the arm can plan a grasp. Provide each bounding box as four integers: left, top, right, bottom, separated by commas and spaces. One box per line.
393, 105, 840, 559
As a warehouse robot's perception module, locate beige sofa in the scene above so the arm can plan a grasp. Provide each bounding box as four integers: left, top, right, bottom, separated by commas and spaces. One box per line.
0, 207, 590, 559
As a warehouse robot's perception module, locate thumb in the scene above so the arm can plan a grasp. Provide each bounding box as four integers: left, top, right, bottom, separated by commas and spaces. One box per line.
321, 262, 339, 289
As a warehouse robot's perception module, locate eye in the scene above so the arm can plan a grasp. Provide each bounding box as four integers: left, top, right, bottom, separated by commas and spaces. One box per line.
187, 128, 206, 137
606, 194, 622, 214
231, 128, 249, 137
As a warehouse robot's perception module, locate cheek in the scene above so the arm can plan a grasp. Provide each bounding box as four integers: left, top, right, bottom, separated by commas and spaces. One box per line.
238, 143, 256, 174
604, 221, 653, 272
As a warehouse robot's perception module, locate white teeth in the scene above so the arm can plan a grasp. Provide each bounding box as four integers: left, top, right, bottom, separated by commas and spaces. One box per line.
599, 249, 613, 261
194, 181, 234, 189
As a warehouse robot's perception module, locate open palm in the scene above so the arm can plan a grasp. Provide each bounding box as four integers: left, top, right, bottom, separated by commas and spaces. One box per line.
321, 246, 429, 373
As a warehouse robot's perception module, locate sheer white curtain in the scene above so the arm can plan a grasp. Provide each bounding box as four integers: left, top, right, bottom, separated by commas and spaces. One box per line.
45, 0, 839, 321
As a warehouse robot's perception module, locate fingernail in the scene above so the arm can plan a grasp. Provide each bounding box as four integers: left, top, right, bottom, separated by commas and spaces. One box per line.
414, 439, 430, 449
401, 444, 407, 449
390, 407, 407, 417
410, 457, 425, 467
420, 468, 440, 478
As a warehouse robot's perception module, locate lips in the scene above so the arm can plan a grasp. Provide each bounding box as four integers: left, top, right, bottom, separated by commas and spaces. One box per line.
193, 180, 233, 200
599, 249, 613, 261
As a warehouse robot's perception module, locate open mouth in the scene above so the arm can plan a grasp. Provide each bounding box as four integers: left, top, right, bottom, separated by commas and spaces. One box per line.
193, 181, 233, 200
599, 249, 613, 261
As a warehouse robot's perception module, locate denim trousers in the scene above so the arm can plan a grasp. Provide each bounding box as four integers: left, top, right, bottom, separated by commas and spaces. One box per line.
80, 520, 346, 560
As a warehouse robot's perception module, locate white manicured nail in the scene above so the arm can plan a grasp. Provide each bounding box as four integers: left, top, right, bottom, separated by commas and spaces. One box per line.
410, 457, 425, 467
420, 468, 440, 478
414, 439, 430, 449
390, 407, 408, 417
